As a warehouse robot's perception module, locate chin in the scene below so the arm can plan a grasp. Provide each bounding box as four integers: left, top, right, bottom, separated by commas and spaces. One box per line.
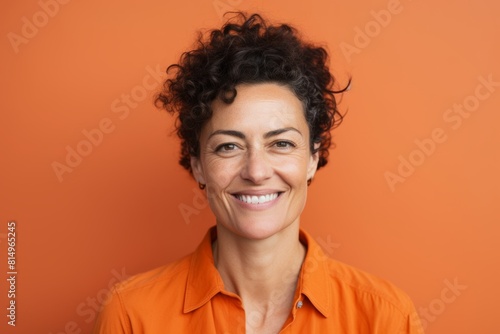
225, 217, 298, 241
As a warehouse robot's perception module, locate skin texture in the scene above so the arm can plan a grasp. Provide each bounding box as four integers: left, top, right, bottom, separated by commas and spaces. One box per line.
191, 82, 319, 333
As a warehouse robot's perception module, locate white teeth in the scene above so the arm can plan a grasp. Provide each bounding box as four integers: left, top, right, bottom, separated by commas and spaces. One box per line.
236, 193, 278, 204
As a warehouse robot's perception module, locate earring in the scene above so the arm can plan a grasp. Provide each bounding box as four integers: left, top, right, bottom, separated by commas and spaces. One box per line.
198, 183, 206, 190
307, 178, 312, 186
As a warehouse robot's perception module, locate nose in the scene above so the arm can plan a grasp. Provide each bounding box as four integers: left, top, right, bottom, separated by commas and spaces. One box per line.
240, 148, 273, 184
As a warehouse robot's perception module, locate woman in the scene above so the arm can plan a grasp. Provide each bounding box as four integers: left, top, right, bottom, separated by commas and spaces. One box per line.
93, 12, 423, 333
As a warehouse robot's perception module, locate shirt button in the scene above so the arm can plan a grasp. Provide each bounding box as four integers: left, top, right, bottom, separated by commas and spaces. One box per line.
296, 300, 303, 309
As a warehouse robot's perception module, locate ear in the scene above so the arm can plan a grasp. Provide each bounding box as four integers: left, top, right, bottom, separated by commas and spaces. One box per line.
190, 156, 206, 185
306, 143, 320, 181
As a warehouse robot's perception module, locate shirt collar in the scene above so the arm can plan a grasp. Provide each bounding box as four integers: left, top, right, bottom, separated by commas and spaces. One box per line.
184, 227, 224, 313
297, 229, 332, 317
184, 227, 332, 317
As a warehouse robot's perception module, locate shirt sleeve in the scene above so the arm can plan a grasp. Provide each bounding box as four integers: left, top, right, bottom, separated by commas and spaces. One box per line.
92, 287, 132, 334
399, 307, 425, 334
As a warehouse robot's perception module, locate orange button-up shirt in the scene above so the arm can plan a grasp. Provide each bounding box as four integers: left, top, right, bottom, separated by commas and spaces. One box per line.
93, 227, 423, 333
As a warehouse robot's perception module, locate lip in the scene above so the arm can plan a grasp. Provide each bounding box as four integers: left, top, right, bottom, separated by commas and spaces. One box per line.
231, 189, 284, 196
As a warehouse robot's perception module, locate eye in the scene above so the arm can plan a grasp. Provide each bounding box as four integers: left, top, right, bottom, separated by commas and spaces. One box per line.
215, 143, 238, 152
273, 141, 296, 149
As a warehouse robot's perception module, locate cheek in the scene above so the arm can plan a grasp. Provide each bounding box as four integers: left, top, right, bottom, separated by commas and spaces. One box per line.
272, 154, 310, 184
204, 158, 238, 189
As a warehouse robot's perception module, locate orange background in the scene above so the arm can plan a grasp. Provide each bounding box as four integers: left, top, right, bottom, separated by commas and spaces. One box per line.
1, 0, 499, 333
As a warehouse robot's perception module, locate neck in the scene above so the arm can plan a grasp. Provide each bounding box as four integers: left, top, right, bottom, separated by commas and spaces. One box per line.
213, 223, 306, 309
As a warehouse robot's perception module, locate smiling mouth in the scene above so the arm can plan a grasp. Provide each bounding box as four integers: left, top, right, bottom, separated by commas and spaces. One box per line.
233, 193, 282, 204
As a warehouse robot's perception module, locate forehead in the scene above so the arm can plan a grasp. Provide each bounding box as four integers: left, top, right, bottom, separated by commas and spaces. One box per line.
207, 83, 306, 131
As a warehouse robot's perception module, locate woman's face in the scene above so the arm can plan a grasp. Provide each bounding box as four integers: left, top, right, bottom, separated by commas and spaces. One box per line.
191, 82, 319, 240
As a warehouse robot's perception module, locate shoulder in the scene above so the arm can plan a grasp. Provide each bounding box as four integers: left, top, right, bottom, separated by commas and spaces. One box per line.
92, 255, 194, 333
113, 254, 192, 300
325, 256, 415, 315
301, 229, 415, 316
308, 256, 423, 333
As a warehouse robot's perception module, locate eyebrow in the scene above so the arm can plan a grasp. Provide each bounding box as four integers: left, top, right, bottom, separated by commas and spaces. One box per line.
208, 127, 302, 140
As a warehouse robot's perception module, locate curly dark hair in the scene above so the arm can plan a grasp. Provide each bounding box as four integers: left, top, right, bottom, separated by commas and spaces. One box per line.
155, 12, 349, 174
